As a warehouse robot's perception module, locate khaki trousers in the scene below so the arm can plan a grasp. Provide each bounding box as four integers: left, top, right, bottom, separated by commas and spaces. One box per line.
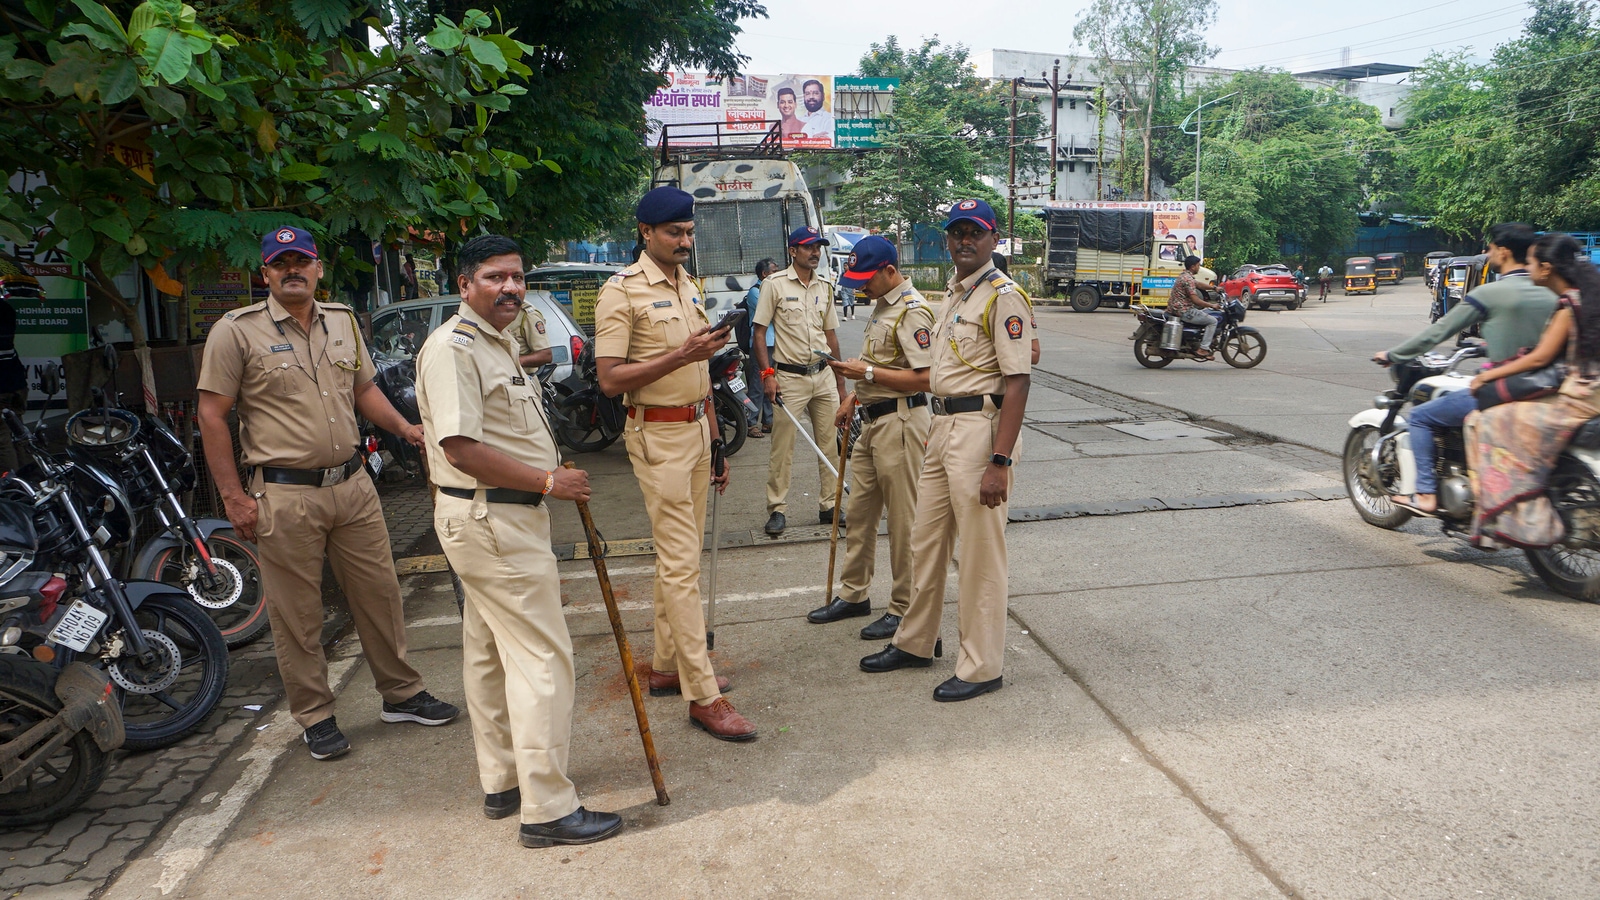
254, 472, 423, 728
767, 369, 840, 514
893, 411, 1013, 682
624, 415, 722, 703
434, 492, 579, 825
837, 402, 931, 615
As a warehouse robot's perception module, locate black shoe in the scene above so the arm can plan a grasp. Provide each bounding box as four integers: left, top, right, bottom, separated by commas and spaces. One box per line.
807, 597, 871, 624
860, 643, 932, 672
819, 507, 845, 527
859, 613, 901, 640
381, 690, 461, 726
764, 511, 787, 536
484, 787, 520, 820
519, 807, 624, 847
303, 717, 350, 760
933, 675, 1004, 702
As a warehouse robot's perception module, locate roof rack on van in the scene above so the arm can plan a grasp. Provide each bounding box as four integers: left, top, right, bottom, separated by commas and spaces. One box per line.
656, 120, 787, 166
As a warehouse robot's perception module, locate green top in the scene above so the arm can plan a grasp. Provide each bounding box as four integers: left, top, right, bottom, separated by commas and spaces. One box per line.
1386, 273, 1558, 365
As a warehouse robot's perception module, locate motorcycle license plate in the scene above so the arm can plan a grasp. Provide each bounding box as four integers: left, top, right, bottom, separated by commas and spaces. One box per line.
367, 452, 383, 478
47, 600, 108, 653
728, 376, 746, 393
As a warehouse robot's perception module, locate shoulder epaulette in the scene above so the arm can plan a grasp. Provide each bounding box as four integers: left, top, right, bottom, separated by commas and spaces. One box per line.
223, 302, 267, 320
983, 269, 1017, 294
321, 301, 354, 311
451, 318, 479, 346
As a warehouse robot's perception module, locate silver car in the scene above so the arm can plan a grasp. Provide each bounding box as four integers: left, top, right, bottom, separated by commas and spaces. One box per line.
368, 290, 585, 384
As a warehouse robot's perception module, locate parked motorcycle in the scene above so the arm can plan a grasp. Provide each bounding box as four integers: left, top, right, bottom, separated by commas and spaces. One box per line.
1343, 344, 1600, 600
64, 394, 269, 648
708, 344, 749, 457
0, 654, 123, 826
547, 339, 624, 453
0, 410, 229, 751
1131, 298, 1267, 369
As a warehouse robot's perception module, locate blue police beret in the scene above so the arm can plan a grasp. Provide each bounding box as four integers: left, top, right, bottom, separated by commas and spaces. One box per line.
943, 199, 997, 232
636, 187, 695, 225
840, 235, 897, 289
787, 226, 827, 246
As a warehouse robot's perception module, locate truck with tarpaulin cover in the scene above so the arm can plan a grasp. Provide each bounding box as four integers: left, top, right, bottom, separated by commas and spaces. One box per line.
1040, 201, 1205, 312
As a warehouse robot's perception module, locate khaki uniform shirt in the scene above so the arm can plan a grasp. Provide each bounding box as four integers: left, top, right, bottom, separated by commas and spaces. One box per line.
510, 304, 550, 372
593, 253, 711, 408
197, 295, 372, 469
416, 303, 558, 490
753, 265, 839, 367
930, 265, 1033, 397
856, 282, 936, 404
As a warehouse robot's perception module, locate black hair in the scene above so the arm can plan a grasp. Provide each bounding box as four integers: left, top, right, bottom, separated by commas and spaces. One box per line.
456, 234, 523, 280
1532, 232, 1600, 361
1183, 255, 1202, 268
991, 251, 1009, 274
777, 87, 795, 99
1487, 222, 1538, 264
803, 79, 823, 93
754, 257, 777, 278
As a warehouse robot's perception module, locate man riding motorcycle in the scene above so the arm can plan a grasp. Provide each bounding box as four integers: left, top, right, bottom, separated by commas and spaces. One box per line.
1370, 223, 1556, 514
1167, 255, 1219, 359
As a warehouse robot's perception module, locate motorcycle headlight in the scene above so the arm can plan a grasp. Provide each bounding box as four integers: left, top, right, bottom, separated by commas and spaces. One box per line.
1373, 393, 1394, 409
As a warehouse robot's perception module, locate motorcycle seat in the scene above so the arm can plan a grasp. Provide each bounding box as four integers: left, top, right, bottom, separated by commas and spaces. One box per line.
1571, 417, 1600, 450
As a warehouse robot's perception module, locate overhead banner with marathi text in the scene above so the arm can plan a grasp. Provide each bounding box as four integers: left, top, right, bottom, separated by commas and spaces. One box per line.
646, 71, 896, 150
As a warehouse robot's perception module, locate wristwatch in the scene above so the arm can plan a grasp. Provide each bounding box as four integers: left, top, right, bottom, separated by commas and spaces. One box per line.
990, 453, 1013, 467
864, 365, 875, 383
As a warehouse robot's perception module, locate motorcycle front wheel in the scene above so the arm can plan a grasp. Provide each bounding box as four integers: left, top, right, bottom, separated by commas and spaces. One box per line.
1133, 335, 1172, 368
551, 394, 620, 454
1222, 330, 1268, 368
1527, 457, 1600, 601
0, 655, 109, 826
1343, 425, 1413, 529
110, 593, 230, 751
145, 530, 269, 648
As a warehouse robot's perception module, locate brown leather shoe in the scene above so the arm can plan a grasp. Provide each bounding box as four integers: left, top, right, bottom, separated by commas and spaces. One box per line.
688, 697, 758, 742
637, 662, 731, 697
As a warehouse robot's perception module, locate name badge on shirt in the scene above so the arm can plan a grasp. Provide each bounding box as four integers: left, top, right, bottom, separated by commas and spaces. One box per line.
511, 376, 525, 386
653, 300, 673, 308
269, 343, 293, 353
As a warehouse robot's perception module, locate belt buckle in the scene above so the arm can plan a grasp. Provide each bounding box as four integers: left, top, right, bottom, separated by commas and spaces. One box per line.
321, 465, 345, 488
931, 396, 946, 416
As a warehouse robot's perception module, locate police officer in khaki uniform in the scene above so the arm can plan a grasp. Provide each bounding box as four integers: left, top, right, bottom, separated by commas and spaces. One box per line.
807, 236, 936, 641
509, 302, 552, 374
196, 227, 459, 760
417, 234, 622, 848
860, 200, 1032, 702
593, 187, 752, 742
753, 226, 846, 536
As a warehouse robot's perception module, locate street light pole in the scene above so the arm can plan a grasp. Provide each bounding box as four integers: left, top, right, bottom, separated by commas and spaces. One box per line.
1180, 91, 1238, 204
1048, 60, 1060, 200
1008, 77, 1018, 246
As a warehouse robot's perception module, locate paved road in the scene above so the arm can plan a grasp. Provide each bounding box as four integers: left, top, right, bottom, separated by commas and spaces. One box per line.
80, 280, 1600, 898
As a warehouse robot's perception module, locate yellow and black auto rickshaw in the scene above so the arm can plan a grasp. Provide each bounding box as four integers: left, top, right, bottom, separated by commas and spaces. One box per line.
1375, 252, 1404, 285
1424, 250, 1453, 290
1344, 256, 1377, 295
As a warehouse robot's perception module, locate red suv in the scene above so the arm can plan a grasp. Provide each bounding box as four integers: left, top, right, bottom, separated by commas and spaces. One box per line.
1223, 264, 1306, 310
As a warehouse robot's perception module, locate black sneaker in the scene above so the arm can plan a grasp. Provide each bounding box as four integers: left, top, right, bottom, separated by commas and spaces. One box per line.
303, 717, 350, 760
764, 511, 787, 536
381, 690, 460, 726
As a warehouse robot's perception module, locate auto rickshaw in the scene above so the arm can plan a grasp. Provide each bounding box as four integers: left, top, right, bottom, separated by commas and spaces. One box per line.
1423, 250, 1452, 289
1375, 252, 1404, 285
1343, 256, 1377, 295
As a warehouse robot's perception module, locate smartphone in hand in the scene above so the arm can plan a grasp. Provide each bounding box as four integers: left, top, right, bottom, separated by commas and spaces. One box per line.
813, 349, 838, 362
713, 308, 747, 334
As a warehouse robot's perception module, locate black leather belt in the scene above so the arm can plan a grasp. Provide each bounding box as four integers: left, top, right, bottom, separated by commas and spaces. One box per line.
260, 453, 363, 487
859, 393, 929, 423
775, 361, 827, 376
930, 394, 1004, 416
438, 486, 545, 507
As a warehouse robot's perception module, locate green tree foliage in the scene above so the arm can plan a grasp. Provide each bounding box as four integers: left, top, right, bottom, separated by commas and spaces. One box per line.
402, 0, 763, 256
1398, 0, 1600, 235
830, 37, 1042, 238
1165, 72, 1389, 270
0, 0, 535, 346
1074, 0, 1218, 200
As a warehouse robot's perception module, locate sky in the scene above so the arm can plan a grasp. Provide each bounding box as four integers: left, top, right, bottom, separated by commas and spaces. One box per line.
731, 0, 1536, 79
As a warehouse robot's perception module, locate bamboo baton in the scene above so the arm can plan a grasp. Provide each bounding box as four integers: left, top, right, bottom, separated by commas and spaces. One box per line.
824, 409, 857, 606
565, 462, 669, 806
